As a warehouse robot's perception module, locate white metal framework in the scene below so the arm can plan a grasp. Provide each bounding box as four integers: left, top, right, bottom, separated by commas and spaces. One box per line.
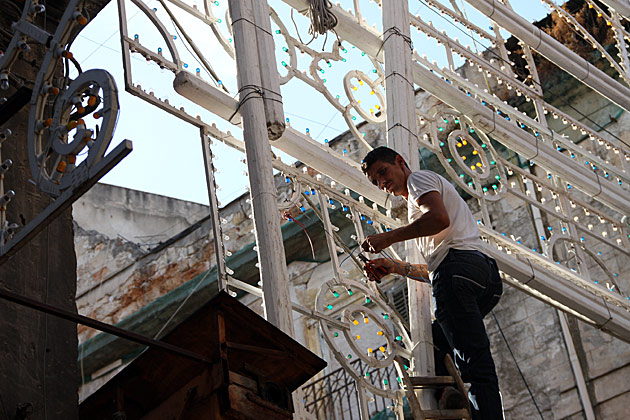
109, 0, 630, 417
3, 0, 630, 418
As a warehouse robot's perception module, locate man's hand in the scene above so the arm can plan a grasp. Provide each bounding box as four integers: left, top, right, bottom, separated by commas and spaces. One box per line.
361, 232, 394, 254
364, 258, 396, 283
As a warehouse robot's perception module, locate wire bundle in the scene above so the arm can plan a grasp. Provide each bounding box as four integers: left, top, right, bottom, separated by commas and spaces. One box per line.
306, 0, 338, 36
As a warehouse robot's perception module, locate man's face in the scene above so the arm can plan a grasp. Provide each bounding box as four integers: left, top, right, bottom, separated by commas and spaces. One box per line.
366, 158, 408, 197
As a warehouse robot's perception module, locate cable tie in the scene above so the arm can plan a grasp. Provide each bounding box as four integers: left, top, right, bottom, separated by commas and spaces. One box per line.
230, 17, 273, 37
387, 122, 419, 139
384, 71, 415, 89
377, 26, 413, 57
597, 297, 613, 330
524, 257, 536, 285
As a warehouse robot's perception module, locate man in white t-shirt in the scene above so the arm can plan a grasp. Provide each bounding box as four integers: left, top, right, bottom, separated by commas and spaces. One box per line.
360, 146, 503, 420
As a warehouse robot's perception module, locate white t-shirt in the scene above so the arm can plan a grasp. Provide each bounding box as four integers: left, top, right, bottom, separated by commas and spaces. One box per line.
407, 170, 485, 272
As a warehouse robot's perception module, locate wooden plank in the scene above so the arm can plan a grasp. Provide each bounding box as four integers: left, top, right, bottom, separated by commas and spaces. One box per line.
444, 354, 471, 418
394, 355, 426, 420
408, 376, 456, 388
422, 409, 471, 419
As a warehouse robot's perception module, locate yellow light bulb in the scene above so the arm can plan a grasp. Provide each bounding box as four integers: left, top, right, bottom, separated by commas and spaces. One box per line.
379, 346, 386, 353
364, 317, 369, 324
462, 155, 467, 160
377, 331, 383, 336
353, 319, 359, 326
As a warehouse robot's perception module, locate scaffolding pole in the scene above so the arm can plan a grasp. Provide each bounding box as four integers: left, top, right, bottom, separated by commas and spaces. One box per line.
381, 0, 436, 412
228, 0, 294, 336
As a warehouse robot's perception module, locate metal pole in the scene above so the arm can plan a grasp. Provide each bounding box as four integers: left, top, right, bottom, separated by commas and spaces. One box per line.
0, 287, 211, 365
558, 312, 597, 420
382, 0, 435, 411
228, 0, 294, 336
200, 128, 228, 291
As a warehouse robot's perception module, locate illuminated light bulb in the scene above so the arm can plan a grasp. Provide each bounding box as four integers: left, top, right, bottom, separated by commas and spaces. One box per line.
470, 165, 476, 171
457, 142, 462, 148
379, 346, 386, 353
472, 150, 478, 155
327, 304, 333, 310
377, 330, 383, 336
476, 162, 482, 167
356, 335, 361, 340
73, 11, 88, 25
334, 332, 339, 337
462, 156, 467, 161
368, 348, 373, 353
352, 319, 359, 326
364, 317, 369, 324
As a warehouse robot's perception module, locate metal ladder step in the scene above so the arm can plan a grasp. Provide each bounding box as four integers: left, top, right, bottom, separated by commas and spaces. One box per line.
422, 409, 470, 419
394, 353, 471, 420
408, 375, 456, 388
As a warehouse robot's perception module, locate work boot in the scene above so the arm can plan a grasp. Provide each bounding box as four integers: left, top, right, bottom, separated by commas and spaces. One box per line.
438, 386, 467, 410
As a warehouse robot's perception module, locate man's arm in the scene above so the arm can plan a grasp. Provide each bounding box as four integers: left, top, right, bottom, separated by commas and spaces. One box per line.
361, 191, 450, 253
364, 258, 429, 282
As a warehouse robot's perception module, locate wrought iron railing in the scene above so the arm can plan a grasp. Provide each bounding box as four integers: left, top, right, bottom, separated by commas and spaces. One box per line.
302, 357, 400, 420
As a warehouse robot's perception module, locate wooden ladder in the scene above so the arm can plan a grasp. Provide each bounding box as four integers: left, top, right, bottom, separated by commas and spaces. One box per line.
394, 354, 471, 420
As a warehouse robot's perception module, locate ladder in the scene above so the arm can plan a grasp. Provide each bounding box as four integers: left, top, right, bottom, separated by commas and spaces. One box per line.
394, 354, 471, 420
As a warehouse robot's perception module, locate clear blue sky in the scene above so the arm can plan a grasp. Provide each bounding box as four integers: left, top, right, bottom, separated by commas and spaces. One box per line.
72, 0, 551, 206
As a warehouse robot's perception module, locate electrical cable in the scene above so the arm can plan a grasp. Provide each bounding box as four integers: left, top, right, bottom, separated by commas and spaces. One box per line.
153, 268, 212, 340
415, 0, 630, 150
306, 0, 338, 36
291, 0, 339, 49
339, 245, 360, 267
491, 311, 545, 420
79, 0, 156, 63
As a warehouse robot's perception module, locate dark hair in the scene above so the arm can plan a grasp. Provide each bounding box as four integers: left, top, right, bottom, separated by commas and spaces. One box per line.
361, 146, 408, 174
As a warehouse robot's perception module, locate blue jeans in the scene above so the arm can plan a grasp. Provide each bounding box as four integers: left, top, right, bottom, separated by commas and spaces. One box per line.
431, 248, 503, 420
